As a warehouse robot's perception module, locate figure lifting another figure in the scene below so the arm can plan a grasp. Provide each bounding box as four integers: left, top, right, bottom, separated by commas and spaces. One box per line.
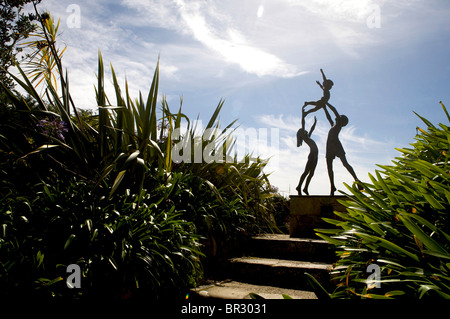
297, 69, 361, 196
323, 103, 361, 196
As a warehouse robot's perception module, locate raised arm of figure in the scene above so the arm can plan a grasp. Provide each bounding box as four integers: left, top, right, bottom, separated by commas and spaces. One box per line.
324, 105, 334, 127
308, 116, 317, 138
320, 69, 327, 82
316, 80, 323, 90
326, 102, 340, 118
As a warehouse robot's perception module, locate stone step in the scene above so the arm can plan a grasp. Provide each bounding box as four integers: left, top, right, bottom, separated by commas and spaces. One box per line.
248, 234, 335, 262
226, 257, 332, 291
191, 280, 317, 300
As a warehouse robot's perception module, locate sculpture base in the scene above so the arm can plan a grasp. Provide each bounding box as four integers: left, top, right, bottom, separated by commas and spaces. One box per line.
288, 195, 347, 238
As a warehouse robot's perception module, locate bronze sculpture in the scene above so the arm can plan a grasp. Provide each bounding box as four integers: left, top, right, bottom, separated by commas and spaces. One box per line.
296, 112, 318, 196
298, 69, 360, 196
302, 69, 333, 131
323, 103, 360, 196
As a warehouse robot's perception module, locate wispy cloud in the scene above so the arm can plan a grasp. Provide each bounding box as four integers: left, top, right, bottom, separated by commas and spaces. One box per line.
175, 0, 305, 77
286, 0, 384, 22
122, 0, 306, 78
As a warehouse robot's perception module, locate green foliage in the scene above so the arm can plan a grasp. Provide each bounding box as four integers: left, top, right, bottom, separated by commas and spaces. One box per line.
264, 188, 290, 233
21, 12, 67, 90
0, 177, 203, 300
316, 102, 450, 299
0, 9, 275, 301
0, 0, 41, 104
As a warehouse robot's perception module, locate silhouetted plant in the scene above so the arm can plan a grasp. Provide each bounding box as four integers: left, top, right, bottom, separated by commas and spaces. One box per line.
0, 8, 276, 301
0, 177, 203, 300
315, 103, 450, 299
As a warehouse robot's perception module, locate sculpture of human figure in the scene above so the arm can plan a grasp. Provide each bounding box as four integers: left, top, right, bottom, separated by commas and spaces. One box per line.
302, 69, 334, 130
296, 113, 318, 196
323, 103, 360, 196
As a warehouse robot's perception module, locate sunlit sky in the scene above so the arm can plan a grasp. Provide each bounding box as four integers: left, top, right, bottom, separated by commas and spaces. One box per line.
25, 0, 450, 195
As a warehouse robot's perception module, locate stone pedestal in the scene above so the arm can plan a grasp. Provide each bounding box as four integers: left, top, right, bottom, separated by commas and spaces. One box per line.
289, 195, 347, 238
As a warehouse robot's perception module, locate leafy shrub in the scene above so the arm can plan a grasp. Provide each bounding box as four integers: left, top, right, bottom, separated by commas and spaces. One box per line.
263, 186, 290, 233
0, 177, 203, 301
0, 9, 276, 301
316, 103, 450, 299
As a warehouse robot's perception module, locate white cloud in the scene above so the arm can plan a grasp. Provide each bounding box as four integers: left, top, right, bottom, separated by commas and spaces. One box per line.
33, 0, 422, 103
120, 0, 182, 30
176, 0, 304, 77
286, 0, 384, 23
121, 0, 306, 78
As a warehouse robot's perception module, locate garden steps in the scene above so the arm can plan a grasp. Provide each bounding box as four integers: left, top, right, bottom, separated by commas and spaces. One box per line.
226, 256, 332, 291
248, 234, 335, 262
192, 234, 335, 299
192, 280, 317, 299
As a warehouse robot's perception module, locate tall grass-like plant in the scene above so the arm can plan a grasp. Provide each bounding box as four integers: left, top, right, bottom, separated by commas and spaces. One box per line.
0, 8, 276, 300
21, 11, 66, 91
315, 103, 450, 299
93, 53, 274, 231
3, 8, 273, 215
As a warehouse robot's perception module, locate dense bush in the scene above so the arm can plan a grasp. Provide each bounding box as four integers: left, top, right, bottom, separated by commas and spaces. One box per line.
262, 186, 290, 233
316, 103, 450, 299
0, 176, 203, 300
0, 9, 276, 301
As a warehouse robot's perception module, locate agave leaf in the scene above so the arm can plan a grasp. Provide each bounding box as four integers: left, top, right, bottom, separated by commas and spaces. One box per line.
363, 215, 385, 237
203, 99, 225, 141
304, 272, 331, 300
355, 232, 420, 262
64, 234, 76, 250
422, 250, 450, 260
374, 170, 392, 194
124, 150, 140, 166
8, 64, 48, 111
315, 233, 343, 246
248, 293, 265, 299
406, 213, 450, 242
414, 111, 436, 129
417, 284, 450, 299
397, 213, 447, 254
440, 101, 450, 123
362, 185, 389, 210
146, 58, 159, 143
109, 170, 127, 198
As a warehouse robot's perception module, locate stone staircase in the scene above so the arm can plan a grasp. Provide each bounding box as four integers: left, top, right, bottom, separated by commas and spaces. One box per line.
191, 234, 336, 299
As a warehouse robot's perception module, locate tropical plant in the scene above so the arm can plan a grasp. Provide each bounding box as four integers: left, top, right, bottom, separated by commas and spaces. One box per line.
0, 177, 203, 300
315, 102, 450, 299
264, 186, 290, 233
21, 10, 67, 90
0, 7, 276, 301
93, 52, 275, 239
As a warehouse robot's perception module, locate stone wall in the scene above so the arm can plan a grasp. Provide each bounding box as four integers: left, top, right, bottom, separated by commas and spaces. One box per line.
289, 195, 348, 238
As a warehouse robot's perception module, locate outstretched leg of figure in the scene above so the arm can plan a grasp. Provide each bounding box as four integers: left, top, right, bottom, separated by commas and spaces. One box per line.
301, 106, 306, 132
303, 159, 317, 195
326, 157, 337, 196
340, 156, 358, 181
296, 171, 308, 196
303, 101, 322, 117
297, 157, 316, 195
340, 156, 363, 190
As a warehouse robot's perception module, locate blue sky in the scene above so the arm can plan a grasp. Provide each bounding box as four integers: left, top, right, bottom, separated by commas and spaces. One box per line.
26, 0, 450, 195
